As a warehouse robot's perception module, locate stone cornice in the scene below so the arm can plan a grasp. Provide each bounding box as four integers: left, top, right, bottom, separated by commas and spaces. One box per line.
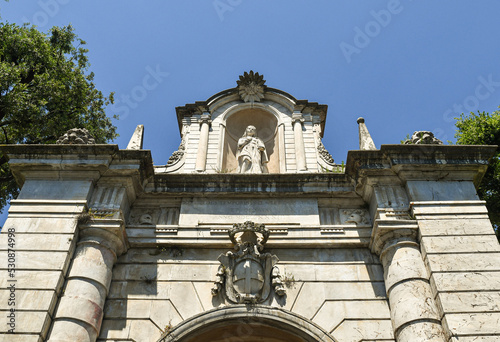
347, 144, 496, 176
346, 144, 497, 198
149, 172, 353, 196
2, 144, 154, 188
1, 144, 119, 156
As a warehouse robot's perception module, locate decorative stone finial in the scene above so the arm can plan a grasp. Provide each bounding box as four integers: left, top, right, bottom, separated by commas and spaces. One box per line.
236, 70, 266, 103
357, 117, 376, 150
126, 124, 144, 149
56, 128, 95, 145
404, 131, 443, 145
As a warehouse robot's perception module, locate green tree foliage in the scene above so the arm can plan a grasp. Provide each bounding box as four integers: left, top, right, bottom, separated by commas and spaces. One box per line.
455, 110, 500, 236
0, 23, 117, 212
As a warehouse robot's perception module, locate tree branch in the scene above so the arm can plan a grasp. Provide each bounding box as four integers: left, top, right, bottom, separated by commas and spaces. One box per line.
0, 155, 8, 166
0, 175, 14, 182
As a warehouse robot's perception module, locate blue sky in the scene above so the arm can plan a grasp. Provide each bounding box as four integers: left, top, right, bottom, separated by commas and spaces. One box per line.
1, 0, 500, 222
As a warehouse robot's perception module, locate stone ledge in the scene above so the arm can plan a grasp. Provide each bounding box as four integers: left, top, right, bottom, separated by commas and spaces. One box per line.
150, 172, 352, 196
442, 312, 500, 337
0, 311, 51, 335
430, 272, 500, 293
346, 145, 497, 193
0, 334, 43, 342
426, 253, 500, 273
420, 235, 500, 258
2, 144, 154, 188
437, 291, 500, 315
418, 219, 496, 237
449, 336, 500, 342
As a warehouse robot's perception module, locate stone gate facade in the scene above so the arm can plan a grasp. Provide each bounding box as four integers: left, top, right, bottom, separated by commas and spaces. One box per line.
1, 72, 499, 342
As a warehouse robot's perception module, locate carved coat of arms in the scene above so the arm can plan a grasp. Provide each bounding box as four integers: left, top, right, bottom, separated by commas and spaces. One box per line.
212, 221, 285, 304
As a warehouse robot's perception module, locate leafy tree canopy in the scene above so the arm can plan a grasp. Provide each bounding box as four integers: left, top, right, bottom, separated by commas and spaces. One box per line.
0, 22, 117, 212
455, 110, 500, 231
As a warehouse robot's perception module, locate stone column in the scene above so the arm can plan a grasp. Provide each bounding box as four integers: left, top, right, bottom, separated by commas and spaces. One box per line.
47, 218, 127, 342
370, 212, 446, 342
195, 112, 212, 172
292, 111, 307, 172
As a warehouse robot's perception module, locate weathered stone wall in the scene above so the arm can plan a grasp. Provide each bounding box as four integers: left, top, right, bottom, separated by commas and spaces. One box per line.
0, 175, 94, 341
0, 198, 85, 341
413, 201, 500, 341
99, 247, 394, 342
1, 138, 499, 342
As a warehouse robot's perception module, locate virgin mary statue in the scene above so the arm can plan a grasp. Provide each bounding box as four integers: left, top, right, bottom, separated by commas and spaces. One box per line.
236, 125, 269, 174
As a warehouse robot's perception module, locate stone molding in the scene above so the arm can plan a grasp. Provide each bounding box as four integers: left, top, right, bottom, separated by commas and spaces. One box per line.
291, 112, 305, 125
8, 199, 88, 215
369, 218, 419, 256
151, 172, 351, 195
79, 219, 129, 256
157, 305, 338, 342
2, 145, 154, 188
346, 144, 496, 179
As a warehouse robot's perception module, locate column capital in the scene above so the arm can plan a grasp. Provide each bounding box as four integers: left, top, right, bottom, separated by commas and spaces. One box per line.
292, 112, 305, 124
78, 213, 128, 256
369, 209, 419, 256
199, 112, 212, 126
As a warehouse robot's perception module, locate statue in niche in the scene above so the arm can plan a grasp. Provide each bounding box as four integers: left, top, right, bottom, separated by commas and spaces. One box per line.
236, 125, 269, 174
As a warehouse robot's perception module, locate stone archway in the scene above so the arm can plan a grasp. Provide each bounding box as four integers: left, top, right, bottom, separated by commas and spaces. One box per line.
157, 305, 338, 342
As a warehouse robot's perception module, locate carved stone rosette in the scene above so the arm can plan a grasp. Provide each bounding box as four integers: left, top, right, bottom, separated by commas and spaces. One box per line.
212, 221, 286, 303
236, 71, 266, 103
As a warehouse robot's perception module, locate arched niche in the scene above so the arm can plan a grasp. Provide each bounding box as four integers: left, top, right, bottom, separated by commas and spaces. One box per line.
158, 305, 337, 342
222, 107, 280, 173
